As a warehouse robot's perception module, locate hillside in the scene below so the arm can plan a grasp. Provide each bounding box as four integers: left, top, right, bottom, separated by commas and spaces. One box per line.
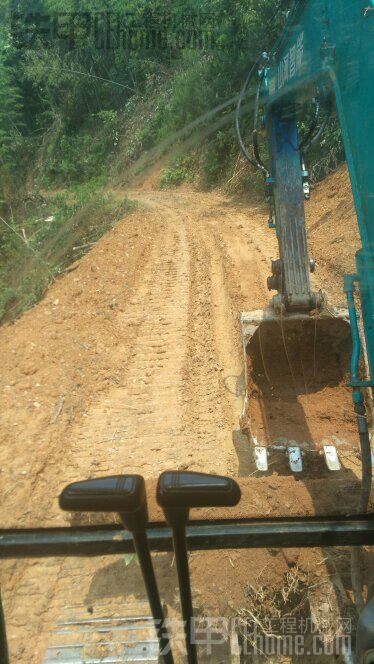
306, 164, 360, 305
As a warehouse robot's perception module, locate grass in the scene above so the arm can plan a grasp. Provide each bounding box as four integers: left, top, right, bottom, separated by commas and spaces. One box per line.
0, 179, 137, 322
235, 563, 353, 663
236, 565, 311, 648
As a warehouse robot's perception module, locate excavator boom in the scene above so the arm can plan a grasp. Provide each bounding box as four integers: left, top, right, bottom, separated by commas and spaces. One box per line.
264, 0, 374, 337
238, 0, 374, 474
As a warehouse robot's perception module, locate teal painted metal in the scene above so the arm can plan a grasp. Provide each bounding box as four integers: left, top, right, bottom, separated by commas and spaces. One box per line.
262, 0, 374, 384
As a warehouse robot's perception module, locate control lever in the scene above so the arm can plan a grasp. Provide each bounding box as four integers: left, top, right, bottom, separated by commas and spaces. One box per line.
157, 471, 241, 664
59, 475, 174, 664
0, 591, 9, 664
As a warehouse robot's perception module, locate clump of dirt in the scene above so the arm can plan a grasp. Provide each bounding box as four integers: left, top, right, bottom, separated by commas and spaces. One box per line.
244, 316, 358, 448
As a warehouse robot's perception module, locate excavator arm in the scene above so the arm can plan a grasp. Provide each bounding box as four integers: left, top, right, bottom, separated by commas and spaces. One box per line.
237, 0, 374, 478
262, 0, 374, 385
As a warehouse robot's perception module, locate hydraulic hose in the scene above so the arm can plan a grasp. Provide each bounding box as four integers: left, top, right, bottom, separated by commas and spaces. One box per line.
235, 56, 267, 172
252, 68, 269, 176
345, 278, 373, 613
303, 97, 333, 153
356, 401, 372, 514
299, 98, 320, 151
0, 590, 9, 664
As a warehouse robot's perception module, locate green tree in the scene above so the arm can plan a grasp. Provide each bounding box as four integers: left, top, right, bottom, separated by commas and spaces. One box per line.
0, 41, 23, 165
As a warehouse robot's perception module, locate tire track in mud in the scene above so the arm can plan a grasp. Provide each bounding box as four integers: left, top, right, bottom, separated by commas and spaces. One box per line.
65, 196, 241, 480
181, 215, 232, 474
62, 219, 191, 481
198, 222, 257, 477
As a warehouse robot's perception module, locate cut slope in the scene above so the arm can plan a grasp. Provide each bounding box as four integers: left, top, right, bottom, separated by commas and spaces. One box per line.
306, 164, 360, 305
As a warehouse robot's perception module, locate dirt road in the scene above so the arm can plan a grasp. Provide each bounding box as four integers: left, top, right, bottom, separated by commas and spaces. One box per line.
0, 167, 366, 661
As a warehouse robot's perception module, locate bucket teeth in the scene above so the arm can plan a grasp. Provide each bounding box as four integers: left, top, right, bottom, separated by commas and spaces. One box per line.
287, 446, 303, 473
323, 445, 341, 471
253, 444, 344, 473
241, 306, 352, 477
254, 446, 268, 472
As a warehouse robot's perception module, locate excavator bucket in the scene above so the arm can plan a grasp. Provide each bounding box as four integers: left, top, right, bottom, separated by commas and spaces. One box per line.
240, 306, 357, 474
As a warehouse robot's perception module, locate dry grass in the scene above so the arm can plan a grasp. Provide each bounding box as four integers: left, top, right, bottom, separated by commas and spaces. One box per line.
236, 565, 311, 648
